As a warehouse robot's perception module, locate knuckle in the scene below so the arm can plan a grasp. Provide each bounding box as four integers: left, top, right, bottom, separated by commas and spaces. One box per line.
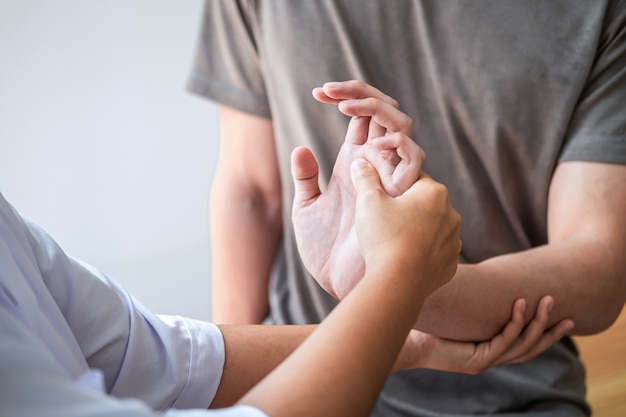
362, 96, 380, 109
387, 131, 404, 144
418, 146, 426, 162
430, 182, 451, 205
399, 112, 412, 128
359, 188, 382, 204
406, 116, 414, 132
350, 79, 366, 91
467, 366, 483, 376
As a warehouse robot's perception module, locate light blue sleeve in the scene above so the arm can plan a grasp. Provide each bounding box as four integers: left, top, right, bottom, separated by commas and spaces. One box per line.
16, 204, 226, 409
166, 406, 269, 417
0, 192, 269, 417
0, 305, 267, 417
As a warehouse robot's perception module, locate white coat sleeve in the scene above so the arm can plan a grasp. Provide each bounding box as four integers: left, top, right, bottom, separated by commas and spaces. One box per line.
0, 192, 268, 417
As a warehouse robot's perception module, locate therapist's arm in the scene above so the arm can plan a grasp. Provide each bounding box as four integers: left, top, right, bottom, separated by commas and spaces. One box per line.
210, 157, 572, 416
242, 159, 460, 417
209, 295, 569, 409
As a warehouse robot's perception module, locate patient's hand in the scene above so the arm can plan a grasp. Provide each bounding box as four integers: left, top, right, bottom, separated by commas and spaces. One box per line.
313, 80, 423, 197
291, 82, 424, 299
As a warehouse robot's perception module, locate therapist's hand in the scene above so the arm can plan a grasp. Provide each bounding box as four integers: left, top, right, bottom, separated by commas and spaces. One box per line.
395, 296, 576, 374
292, 84, 424, 299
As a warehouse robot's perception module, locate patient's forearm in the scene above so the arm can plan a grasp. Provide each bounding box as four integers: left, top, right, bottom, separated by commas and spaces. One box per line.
416, 239, 625, 341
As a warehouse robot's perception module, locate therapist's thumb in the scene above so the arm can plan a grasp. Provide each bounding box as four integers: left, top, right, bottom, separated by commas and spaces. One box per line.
350, 158, 383, 196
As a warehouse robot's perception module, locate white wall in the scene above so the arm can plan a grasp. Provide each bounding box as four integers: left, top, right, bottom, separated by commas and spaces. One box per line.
0, 0, 217, 320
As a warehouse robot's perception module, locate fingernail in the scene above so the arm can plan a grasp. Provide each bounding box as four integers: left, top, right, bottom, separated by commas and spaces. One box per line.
325, 82, 341, 89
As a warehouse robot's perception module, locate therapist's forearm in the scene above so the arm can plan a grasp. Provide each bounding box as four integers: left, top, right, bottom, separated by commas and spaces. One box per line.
211, 323, 427, 409
238, 262, 425, 417
210, 325, 315, 409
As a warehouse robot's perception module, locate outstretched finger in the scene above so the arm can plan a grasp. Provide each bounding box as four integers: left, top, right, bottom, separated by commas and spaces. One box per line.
338, 98, 413, 137
313, 81, 409, 140
312, 80, 399, 108
291, 146, 322, 209
313, 93, 387, 139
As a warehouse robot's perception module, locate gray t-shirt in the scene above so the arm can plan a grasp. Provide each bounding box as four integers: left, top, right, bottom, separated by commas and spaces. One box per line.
187, 1, 626, 415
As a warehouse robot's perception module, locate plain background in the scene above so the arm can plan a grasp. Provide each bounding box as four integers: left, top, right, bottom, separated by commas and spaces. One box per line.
0, 0, 217, 320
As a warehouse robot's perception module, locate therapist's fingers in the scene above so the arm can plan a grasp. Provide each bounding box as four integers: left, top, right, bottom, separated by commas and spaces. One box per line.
458, 298, 529, 373
500, 319, 574, 365
494, 296, 575, 365
396, 299, 527, 374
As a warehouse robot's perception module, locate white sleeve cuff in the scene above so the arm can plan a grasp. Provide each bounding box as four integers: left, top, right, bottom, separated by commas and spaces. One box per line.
161, 317, 226, 410
206, 405, 269, 417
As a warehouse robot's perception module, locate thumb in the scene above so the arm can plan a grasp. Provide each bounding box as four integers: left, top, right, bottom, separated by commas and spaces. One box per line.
350, 157, 383, 195
291, 146, 321, 207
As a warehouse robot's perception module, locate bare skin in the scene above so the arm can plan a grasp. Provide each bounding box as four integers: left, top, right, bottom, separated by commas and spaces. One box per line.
207, 98, 574, 413
294, 80, 626, 340
212, 296, 570, 409
217, 158, 570, 417
210, 108, 281, 324
210, 81, 598, 346
223, 158, 460, 416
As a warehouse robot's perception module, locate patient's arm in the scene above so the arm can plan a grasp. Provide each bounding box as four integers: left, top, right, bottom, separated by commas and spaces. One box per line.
294, 80, 580, 345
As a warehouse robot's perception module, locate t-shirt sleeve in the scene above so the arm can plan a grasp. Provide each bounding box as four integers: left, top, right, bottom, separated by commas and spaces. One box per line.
186, 0, 271, 118
560, 0, 626, 164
